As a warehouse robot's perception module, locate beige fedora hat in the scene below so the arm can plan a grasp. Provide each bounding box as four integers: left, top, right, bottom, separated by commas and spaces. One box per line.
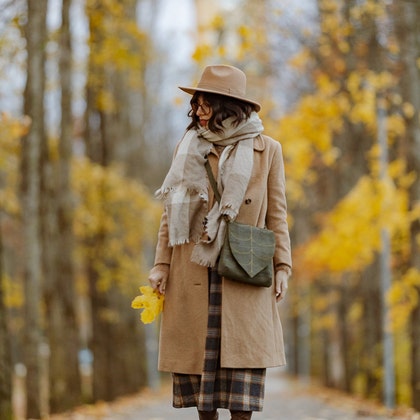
179, 64, 261, 112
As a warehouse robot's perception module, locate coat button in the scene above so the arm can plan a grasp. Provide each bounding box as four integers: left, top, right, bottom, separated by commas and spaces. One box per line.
245, 198, 252, 204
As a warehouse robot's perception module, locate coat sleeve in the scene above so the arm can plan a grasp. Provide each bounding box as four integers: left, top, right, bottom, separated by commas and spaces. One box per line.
266, 141, 292, 271
153, 209, 173, 266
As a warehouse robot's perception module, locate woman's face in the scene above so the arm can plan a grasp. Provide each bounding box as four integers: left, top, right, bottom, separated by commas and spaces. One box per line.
195, 95, 213, 127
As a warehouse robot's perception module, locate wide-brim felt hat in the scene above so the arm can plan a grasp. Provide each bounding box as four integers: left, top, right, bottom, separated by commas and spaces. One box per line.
179, 64, 261, 112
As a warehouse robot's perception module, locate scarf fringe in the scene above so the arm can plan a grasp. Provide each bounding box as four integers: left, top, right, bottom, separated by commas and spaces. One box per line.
155, 186, 209, 201
190, 252, 216, 268
168, 238, 190, 247
220, 206, 237, 222
168, 232, 204, 248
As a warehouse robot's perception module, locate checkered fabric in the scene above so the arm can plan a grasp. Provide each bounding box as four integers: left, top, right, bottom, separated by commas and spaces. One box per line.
172, 268, 266, 412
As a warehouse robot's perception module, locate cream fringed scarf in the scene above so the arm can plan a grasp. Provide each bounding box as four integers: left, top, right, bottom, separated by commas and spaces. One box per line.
155, 112, 264, 267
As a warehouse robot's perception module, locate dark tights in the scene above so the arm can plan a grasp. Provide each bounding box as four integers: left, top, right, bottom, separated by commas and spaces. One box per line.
198, 409, 252, 419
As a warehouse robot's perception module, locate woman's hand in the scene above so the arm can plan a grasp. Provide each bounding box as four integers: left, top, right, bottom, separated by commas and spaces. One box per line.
275, 270, 289, 302
148, 264, 169, 295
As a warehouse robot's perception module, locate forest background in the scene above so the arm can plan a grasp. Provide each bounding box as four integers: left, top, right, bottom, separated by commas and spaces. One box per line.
0, 0, 419, 419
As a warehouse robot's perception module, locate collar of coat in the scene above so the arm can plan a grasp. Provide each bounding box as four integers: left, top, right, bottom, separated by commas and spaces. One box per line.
253, 134, 265, 151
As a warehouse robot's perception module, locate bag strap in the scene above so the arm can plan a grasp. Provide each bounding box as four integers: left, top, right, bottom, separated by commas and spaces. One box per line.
204, 159, 221, 203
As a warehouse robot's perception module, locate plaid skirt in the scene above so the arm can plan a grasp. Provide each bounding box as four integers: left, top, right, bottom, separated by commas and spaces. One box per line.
172, 268, 266, 412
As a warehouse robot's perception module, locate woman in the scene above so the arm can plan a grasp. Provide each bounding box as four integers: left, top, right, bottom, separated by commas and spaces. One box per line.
148, 64, 292, 420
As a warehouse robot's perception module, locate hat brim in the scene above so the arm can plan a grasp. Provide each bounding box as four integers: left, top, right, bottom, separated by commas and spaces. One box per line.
179, 86, 261, 112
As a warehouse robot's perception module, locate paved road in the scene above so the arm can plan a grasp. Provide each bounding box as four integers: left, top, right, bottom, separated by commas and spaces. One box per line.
52, 369, 414, 420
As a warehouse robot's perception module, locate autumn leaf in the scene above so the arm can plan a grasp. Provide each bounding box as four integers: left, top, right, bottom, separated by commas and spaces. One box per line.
131, 286, 164, 324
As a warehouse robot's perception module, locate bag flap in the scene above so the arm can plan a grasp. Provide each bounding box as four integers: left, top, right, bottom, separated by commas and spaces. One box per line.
227, 222, 275, 278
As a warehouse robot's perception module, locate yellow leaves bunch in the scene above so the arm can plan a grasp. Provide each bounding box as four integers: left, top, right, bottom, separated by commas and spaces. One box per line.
131, 286, 164, 324
387, 268, 420, 332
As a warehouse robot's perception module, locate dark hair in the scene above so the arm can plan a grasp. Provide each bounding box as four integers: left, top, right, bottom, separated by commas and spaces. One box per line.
186, 92, 256, 134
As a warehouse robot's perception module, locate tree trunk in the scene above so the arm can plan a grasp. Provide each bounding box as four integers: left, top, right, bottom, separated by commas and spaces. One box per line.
84, 1, 109, 166
393, 0, 420, 410
21, 0, 48, 417
87, 254, 148, 401
0, 224, 12, 419
361, 260, 383, 399
43, 0, 82, 412
336, 277, 351, 393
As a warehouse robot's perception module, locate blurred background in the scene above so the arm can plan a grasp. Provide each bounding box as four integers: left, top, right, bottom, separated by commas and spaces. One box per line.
0, 0, 419, 418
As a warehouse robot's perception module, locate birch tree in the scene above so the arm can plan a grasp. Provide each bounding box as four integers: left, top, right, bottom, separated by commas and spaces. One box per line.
21, 0, 47, 417
41, 0, 82, 411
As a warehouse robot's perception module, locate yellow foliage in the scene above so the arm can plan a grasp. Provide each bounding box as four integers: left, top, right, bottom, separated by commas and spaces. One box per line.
96, 90, 117, 113
278, 66, 410, 272
338, 41, 350, 54
0, 113, 30, 145
0, 113, 30, 215
350, 0, 386, 20
211, 14, 225, 31
352, 372, 368, 397
319, 0, 340, 13
217, 45, 226, 58
345, 71, 397, 130
402, 102, 415, 119
313, 311, 337, 332
131, 285, 164, 324
386, 114, 406, 140
387, 268, 420, 332
276, 74, 348, 200
313, 294, 332, 312
289, 48, 311, 71
2, 274, 24, 308
86, 0, 149, 112
191, 44, 213, 64
72, 157, 162, 295
99, 307, 120, 324
394, 329, 412, 405
236, 25, 254, 61
299, 163, 413, 275
347, 301, 363, 324
191, 14, 262, 66
237, 24, 251, 39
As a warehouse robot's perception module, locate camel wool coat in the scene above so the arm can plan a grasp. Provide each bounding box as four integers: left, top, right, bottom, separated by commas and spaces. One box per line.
153, 134, 292, 374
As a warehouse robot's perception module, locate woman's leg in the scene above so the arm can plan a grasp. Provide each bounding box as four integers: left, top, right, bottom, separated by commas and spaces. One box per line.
198, 409, 219, 419
230, 410, 252, 420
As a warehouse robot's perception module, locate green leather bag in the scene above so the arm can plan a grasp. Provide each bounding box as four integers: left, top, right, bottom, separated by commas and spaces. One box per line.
218, 221, 275, 287
204, 159, 275, 287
